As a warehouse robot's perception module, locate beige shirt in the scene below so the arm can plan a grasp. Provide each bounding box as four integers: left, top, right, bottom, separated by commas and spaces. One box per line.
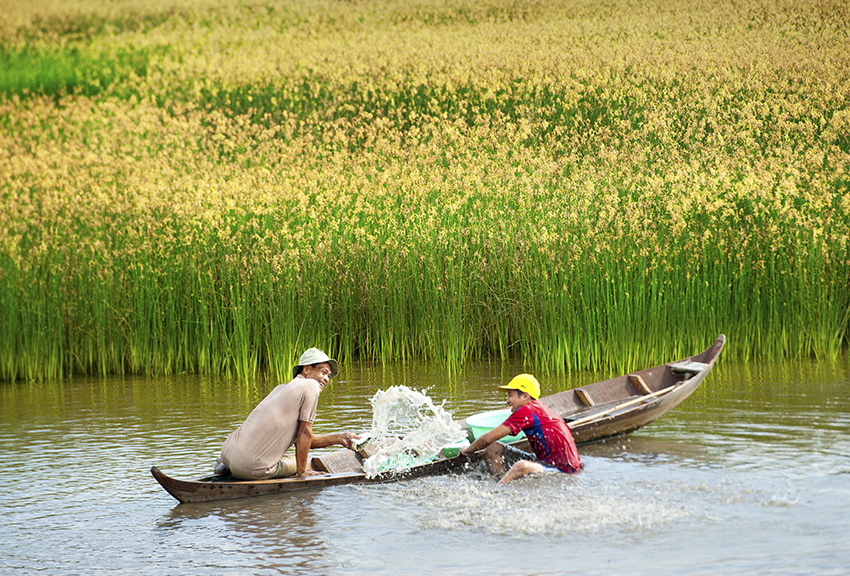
220, 375, 321, 479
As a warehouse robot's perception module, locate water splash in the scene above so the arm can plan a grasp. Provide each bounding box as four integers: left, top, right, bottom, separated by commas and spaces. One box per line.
390, 471, 694, 537
360, 385, 468, 477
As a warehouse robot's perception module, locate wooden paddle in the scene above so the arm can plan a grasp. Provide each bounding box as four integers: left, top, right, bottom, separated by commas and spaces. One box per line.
567, 385, 677, 428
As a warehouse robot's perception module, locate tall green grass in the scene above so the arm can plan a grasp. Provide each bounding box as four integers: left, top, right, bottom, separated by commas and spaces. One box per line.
0, 187, 846, 381
1, 0, 848, 381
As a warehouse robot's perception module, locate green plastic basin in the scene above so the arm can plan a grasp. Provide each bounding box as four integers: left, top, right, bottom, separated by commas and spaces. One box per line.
465, 409, 525, 443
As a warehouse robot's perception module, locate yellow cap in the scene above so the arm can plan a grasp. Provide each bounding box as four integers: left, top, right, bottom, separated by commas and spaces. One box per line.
497, 374, 541, 400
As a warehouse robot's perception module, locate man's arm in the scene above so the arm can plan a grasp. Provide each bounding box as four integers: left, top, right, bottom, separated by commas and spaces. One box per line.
460, 424, 511, 456
295, 423, 360, 476
310, 432, 359, 449
295, 420, 315, 475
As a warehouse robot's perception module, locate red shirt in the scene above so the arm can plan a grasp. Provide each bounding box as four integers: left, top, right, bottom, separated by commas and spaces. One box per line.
502, 400, 583, 473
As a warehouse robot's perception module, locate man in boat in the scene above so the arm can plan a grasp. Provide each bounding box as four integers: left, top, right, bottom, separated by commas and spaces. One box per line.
460, 374, 582, 483
215, 348, 360, 480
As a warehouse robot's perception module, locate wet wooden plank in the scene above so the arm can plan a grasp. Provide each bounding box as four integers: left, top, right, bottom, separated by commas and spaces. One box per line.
312, 450, 364, 473
628, 373, 652, 395
575, 388, 596, 407
669, 361, 709, 374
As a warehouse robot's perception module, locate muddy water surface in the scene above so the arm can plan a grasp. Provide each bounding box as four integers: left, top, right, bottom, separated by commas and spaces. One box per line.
2, 357, 849, 575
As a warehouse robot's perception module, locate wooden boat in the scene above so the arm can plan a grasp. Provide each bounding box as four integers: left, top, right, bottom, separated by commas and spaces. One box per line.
151, 451, 482, 504
542, 333, 726, 445
152, 334, 725, 503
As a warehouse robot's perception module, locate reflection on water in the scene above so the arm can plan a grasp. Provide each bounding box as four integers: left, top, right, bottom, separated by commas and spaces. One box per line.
1, 355, 849, 575
157, 493, 333, 574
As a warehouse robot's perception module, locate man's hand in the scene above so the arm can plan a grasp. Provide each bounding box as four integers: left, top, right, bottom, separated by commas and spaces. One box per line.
339, 432, 362, 449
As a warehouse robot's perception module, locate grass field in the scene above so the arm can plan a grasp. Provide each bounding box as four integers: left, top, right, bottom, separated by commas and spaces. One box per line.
1, 0, 848, 381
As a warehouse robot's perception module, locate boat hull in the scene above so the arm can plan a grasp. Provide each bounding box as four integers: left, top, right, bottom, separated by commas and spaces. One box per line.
151, 450, 480, 504
152, 335, 725, 503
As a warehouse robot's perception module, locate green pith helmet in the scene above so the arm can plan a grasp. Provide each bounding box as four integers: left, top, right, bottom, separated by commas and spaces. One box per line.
497, 373, 541, 399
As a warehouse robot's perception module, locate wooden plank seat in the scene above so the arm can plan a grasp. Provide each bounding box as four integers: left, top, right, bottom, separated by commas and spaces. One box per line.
575, 388, 595, 407
312, 450, 365, 474
628, 373, 653, 395
669, 361, 709, 374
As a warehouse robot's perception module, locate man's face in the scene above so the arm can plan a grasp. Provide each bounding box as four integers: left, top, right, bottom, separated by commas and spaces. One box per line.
300, 362, 333, 389
506, 389, 527, 411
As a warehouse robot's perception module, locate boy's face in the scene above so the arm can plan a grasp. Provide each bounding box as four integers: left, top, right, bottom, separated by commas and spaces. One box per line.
506, 389, 528, 411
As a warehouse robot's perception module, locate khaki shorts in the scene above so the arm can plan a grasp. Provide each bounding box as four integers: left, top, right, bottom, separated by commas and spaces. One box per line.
224, 453, 298, 480
272, 454, 298, 478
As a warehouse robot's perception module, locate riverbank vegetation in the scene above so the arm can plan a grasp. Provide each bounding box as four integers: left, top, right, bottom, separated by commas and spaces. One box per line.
1, 0, 848, 381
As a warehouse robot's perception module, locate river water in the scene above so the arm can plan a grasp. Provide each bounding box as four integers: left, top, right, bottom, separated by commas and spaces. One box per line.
2, 355, 849, 575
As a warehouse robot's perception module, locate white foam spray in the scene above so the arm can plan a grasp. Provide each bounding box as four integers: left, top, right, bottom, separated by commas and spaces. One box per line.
360, 385, 468, 477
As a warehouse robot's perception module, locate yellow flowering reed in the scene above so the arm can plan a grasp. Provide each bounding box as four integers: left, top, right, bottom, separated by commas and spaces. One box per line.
1, 0, 848, 380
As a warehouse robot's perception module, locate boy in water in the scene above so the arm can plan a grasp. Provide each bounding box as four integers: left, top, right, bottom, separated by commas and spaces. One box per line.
460, 374, 582, 483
